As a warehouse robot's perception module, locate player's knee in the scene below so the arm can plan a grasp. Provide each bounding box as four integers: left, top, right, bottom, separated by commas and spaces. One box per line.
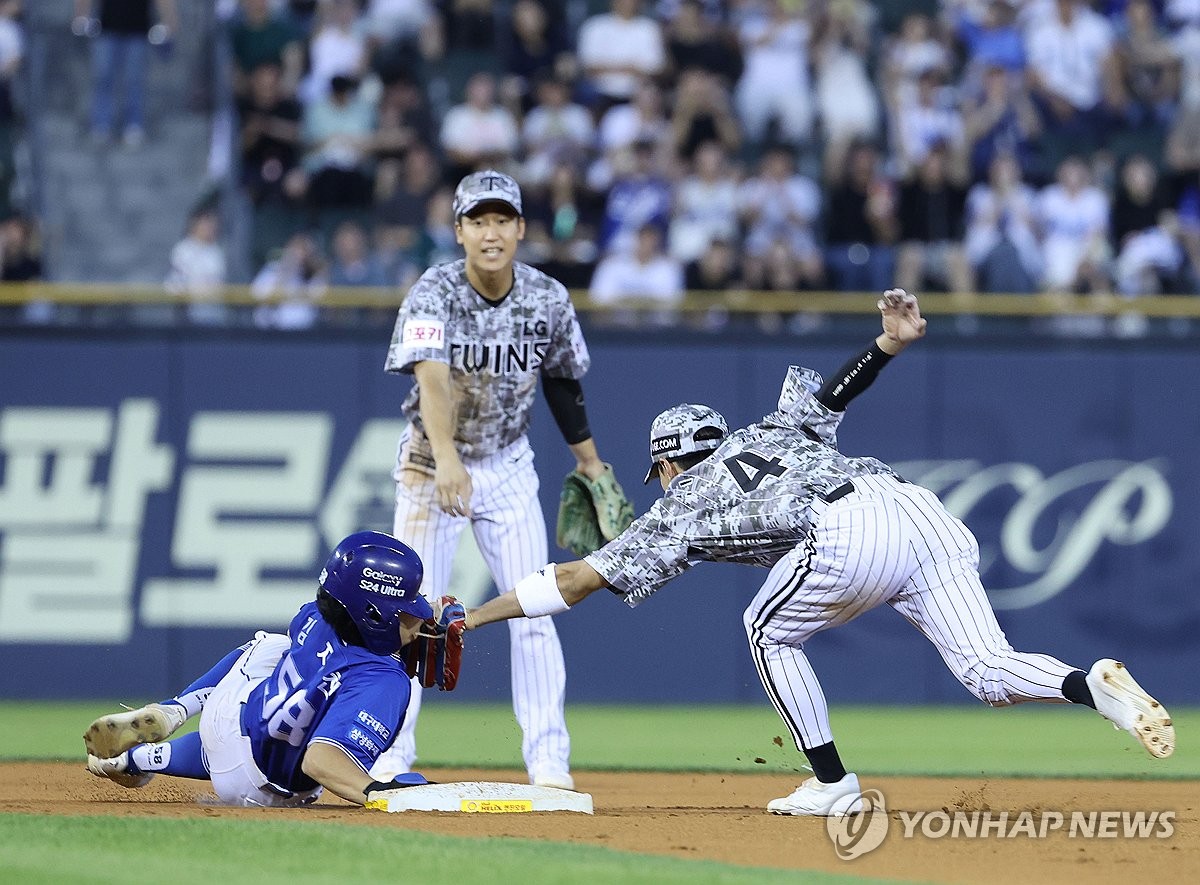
958, 654, 1020, 707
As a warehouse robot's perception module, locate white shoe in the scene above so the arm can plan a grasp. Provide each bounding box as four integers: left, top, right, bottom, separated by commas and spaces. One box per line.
1086, 659, 1175, 758
530, 766, 574, 791
768, 772, 863, 816
87, 752, 153, 789
84, 703, 186, 758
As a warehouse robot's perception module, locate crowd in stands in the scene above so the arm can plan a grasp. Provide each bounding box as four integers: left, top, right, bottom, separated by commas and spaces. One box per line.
30, 0, 1200, 319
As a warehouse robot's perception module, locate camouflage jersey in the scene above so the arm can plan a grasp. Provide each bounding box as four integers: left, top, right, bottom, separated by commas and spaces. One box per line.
585, 367, 898, 606
385, 259, 591, 460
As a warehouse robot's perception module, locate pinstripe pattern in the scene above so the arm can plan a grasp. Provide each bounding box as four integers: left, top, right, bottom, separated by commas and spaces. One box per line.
369, 430, 569, 781
744, 473, 1077, 751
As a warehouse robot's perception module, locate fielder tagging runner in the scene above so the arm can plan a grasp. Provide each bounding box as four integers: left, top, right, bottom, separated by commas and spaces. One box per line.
374, 170, 632, 789
465, 289, 1175, 815
84, 532, 465, 807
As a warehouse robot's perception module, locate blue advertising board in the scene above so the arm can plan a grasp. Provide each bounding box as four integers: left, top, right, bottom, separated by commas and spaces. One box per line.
0, 325, 1196, 706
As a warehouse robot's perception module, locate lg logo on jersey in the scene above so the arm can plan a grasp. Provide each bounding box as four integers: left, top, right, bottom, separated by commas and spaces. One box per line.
895, 459, 1173, 610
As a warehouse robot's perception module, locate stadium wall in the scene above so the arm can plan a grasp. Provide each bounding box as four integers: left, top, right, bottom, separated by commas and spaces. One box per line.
0, 325, 1195, 703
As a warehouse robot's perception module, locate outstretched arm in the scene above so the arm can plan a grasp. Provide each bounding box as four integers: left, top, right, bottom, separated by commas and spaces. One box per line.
465, 561, 609, 630
815, 288, 926, 411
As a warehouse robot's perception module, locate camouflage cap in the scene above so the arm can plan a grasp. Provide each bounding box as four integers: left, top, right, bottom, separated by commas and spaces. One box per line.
453, 170, 523, 219
644, 403, 729, 484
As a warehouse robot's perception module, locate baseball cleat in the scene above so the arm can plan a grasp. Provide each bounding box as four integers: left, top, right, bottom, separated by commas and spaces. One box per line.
83, 702, 186, 759
768, 772, 864, 816
1086, 659, 1175, 759
87, 752, 153, 789
530, 766, 575, 791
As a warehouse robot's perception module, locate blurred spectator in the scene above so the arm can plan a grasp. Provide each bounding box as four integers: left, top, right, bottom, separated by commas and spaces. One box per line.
596, 80, 669, 155
443, 0, 497, 52
949, 0, 1026, 77
365, 0, 443, 79
229, 0, 304, 98
74, 0, 179, 147
669, 69, 741, 161
896, 144, 972, 294
1111, 154, 1182, 295
302, 74, 377, 210
599, 137, 672, 254
301, 0, 369, 105
577, 0, 666, 110
520, 76, 595, 187
439, 72, 519, 183
892, 68, 966, 177
0, 212, 41, 281
375, 142, 439, 244
1037, 155, 1111, 292
1025, 0, 1121, 151
813, 8, 881, 172
883, 12, 951, 97
590, 80, 670, 191
501, 0, 572, 109
411, 186, 460, 267
733, 0, 813, 147
166, 208, 226, 299
963, 64, 1041, 183
252, 231, 329, 329
589, 223, 683, 324
663, 0, 742, 85
373, 73, 435, 163
737, 145, 823, 290
522, 164, 599, 288
238, 62, 304, 206
823, 140, 898, 292
329, 220, 387, 286
1112, 0, 1179, 128
668, 141, 739, 264
0, 0, 22, 212
684, 236, 740, 291
964, 153, 1042, 293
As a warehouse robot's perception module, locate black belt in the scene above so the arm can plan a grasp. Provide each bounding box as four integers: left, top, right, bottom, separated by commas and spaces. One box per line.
821, 481, 855, 503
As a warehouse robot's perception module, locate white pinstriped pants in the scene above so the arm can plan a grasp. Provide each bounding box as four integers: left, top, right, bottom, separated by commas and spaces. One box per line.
371, 432, 569, 780
745, 474, 1078, 751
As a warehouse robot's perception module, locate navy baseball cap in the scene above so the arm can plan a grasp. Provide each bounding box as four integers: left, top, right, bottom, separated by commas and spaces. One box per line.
644, 403, 729, 483
453, 170, 523, 219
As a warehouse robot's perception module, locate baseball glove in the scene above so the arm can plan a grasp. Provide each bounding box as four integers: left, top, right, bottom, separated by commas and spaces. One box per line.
555, 464, 635, 556
401, 596, 465, 691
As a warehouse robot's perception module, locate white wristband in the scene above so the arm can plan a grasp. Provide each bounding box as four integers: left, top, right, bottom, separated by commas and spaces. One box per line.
513, 566, 569, 618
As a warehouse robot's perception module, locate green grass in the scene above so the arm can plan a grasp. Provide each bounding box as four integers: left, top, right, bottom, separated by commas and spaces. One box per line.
5, 702, 1191, 884
19, 701, 1197, 780
0, 814, 905, 885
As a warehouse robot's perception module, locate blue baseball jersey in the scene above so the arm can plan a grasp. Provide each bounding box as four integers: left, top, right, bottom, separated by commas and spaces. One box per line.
241, 602, 411, 793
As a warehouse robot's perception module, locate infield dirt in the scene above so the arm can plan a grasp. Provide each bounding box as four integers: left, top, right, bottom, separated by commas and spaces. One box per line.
1, 762, 1194, 884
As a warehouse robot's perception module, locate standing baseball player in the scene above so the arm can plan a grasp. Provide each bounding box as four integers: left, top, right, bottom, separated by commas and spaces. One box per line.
374, 170, 632, 790
83, 531, 466, 807
463, 289, 1176, 815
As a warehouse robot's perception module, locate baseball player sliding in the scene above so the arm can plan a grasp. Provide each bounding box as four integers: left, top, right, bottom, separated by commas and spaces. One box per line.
83, 532, 466, 806
464, 289, 1175, 816
374, 170, 632, 790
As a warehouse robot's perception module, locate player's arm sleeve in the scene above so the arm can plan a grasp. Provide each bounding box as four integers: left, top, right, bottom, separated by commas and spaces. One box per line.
767, 366, 845, 446
814, 342, 895, 412
383, 274, 450, 374
541, 372, 592, 445
583, 500, 691, 607
539, 282, 591, 379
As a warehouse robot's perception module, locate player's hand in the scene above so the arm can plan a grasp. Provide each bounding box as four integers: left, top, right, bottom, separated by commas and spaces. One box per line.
878, 288, 927, 351
434, 457, 473, 517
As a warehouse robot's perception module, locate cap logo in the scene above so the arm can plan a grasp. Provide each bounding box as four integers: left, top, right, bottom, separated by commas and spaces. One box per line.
650, 434, 681, 456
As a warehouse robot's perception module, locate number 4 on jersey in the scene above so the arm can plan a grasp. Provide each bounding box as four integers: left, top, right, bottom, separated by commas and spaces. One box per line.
722, 452, 787, 492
